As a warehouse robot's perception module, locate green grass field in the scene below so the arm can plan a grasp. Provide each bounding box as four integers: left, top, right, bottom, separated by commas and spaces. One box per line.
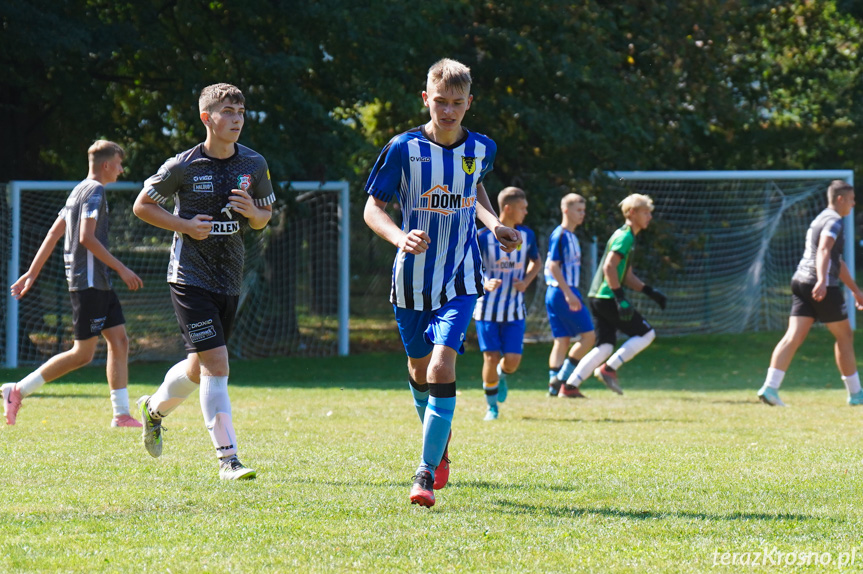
2, 331, 862, 573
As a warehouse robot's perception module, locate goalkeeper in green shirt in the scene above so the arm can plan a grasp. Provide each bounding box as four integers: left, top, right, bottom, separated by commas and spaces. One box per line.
560, 193, 666, 394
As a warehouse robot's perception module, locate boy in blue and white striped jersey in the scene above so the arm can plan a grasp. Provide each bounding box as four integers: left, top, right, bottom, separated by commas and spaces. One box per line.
364, 58, 521, 507
545, 193, 596, 398
474, 187, 541, 421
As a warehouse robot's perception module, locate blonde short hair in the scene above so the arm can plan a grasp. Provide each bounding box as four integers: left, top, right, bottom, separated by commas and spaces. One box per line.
87, 140, 125, 166
498, 186, 526, 211
199, 83, 245, 114
561, 193, 585, 212
426, 58, 472, 94
620, 193, 654, 217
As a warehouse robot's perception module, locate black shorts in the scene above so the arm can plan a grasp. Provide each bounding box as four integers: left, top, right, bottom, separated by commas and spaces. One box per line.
69, 288, 125, 340
790, 279, 847, 323
170, 283, 239, 353
589, 297, 653, 347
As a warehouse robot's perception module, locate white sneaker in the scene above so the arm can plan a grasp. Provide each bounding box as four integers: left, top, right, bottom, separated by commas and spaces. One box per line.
219, 456, 257, 480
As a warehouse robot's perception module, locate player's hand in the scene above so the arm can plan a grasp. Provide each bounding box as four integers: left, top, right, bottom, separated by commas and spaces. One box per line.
853, 289, 863, 311
812, 281, 827, 302
118, 266, 144, 291
512, 279, 528, 293
613, 288, 634, 321
494, 225, 521, 253
229, 188, 258, 219
184, 214, 213, 240
484, 278, 502, 292
10, 272, 37, 300
399, 229, 431, 255
564, 291, 582, 312
642, 285, 667, 310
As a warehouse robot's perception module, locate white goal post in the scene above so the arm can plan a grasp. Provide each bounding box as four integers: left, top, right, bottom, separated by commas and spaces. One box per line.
608, 170, 855, 333
4, 180, 349, 368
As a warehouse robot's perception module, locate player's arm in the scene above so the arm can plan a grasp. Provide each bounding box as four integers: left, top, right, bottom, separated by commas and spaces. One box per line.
133, 191, 212, 241
476, 183, 520, 253
838, 260, 863, 310
622, 267, 644, 291
603, 252, 624, 290
513, 256, 542, 293
548, 260, 580, 311
363, 196, 429, 254
624, 267, 667, 310
10, 215, 65, 300
604, 252, 635, 319
228, 188, 272, 230
79, 218, 143, 291
812, 232, 835, 302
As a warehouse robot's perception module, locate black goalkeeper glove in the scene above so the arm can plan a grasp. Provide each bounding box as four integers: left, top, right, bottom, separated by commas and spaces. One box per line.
642, 285, 667, 310
612, 288, 634, 321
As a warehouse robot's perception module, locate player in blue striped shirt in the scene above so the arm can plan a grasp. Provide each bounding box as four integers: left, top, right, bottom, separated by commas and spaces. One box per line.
474, 187, 541, 421
545, 194, 596, 398
364, 58, 521, 507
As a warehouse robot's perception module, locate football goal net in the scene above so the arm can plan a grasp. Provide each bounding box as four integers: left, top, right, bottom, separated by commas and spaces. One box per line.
563, 170, 855, 337
2, 180, 349, 367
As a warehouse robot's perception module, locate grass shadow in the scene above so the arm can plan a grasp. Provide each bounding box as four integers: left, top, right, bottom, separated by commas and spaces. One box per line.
521, 416, 692, 424
493, 499, 827, 523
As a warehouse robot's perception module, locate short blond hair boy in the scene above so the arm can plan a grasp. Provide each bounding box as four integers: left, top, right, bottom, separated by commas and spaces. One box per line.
620, 193, 654, 218
426, 58, 472, 94
88, 140, 125, 166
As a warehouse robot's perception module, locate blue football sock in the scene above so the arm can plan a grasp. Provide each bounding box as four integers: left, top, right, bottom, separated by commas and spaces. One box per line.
418, 383, 456, 475
549, 367, 561, 381
558, 358, 578, 381
408, 378, 429, 424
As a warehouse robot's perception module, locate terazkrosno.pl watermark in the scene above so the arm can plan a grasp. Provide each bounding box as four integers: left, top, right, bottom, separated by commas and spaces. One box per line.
712, 547, 858, 568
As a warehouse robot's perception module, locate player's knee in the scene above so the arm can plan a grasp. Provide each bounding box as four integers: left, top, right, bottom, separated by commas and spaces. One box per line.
642, 329, 656, 344
579, 330, 596, 348
69, 345, 96, 367
428, 360, 455, 384
105, 332, 129, 353
503, 355, 521, 372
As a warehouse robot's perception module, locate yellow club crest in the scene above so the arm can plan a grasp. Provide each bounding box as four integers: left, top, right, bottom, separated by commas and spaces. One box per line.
462, 156, 476, 175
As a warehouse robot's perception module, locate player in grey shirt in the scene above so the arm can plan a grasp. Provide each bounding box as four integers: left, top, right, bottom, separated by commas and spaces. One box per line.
792, 207, 844, 286
758, 180, 863, 406
3, 140, 144, 428
134, 83, 274, 480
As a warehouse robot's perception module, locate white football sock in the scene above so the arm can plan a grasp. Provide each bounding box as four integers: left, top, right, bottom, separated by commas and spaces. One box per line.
16, 370, 46, 398
200, 375, 236, 458
842, 372, 861, 394
763, 367, 785, 390
110, 388, 130, 417
606, 330, 656, 371
148, 360, 198, 418
567, 344, 614, 387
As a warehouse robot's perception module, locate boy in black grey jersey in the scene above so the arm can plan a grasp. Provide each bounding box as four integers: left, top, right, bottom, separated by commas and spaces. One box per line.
133, 83, 275, 480
758, 180, 863, 407
3, 140, 144, 428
